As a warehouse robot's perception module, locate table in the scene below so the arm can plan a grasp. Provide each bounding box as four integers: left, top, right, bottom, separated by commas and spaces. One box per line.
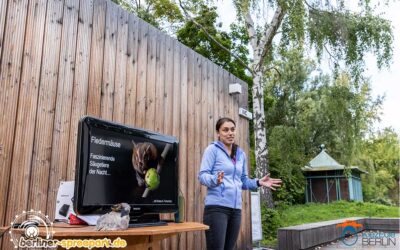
48, 222, 208, 250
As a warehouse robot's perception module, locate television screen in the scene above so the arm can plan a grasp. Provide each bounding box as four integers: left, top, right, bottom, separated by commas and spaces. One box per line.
73, 116, 179, 217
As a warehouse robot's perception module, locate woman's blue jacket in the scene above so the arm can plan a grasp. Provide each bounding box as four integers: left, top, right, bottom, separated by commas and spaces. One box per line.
198, 141, 258, 209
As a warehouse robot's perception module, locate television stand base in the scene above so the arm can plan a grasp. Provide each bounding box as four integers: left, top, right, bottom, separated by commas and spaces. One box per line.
128, 213, 167, 228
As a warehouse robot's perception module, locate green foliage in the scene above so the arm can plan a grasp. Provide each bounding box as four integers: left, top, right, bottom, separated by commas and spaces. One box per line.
177, 5, 231, 67
235, 1, 393, 78
280, 0, 306, 50
176, 4, 251, 82
308, 10, 393, 76
261, 204, 283, 244
268, 126, 306, 204
370, 197, 395, 206
280, 200, 399, 225
112, 0, 183, 29
358, 128, 400, 205
262, 48, 386, 204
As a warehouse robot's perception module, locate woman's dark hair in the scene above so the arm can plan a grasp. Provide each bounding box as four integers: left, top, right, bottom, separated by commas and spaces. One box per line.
215, 117, 236, 131
215, 117, 237, 160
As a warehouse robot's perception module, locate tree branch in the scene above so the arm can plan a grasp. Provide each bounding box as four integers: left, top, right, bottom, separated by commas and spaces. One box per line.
265, 65, 281, 78
323, 43, 339, 62
256, 5, 286, 72
178, 0, 253, 74
303, 0, 319, 12
244, 11, 258, 51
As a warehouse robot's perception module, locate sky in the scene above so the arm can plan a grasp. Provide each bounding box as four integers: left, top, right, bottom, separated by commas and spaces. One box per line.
364, 1, 400, 134
215, 1, 400, 134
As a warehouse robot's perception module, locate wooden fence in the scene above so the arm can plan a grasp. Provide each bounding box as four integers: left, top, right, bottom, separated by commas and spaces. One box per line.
0, 0, 252, 249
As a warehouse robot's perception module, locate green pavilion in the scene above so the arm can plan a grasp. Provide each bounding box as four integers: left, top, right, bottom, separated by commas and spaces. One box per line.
302, 146, 367, 203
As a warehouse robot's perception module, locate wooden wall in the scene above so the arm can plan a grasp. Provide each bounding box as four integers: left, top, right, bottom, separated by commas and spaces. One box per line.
0, 0, 251, 249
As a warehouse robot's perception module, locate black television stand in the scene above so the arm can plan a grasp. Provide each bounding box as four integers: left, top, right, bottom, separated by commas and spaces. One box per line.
128, 213, 167, 228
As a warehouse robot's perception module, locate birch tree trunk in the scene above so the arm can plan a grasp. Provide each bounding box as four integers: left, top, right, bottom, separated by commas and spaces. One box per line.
244, 5, 285, 208
252, 70, 274, 207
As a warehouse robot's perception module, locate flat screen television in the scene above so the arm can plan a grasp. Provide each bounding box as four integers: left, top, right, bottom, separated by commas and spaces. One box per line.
73, 116, 179, 225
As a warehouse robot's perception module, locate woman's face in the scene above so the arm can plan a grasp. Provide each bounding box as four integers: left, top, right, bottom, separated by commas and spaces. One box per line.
217, 121, 236, 146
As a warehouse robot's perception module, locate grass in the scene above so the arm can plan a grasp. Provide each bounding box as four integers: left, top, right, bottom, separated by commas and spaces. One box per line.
260, 201, 399, 247
279, 201, 399, 226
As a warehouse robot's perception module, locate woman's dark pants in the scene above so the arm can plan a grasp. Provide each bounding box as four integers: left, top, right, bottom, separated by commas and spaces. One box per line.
203, 205, 242, 250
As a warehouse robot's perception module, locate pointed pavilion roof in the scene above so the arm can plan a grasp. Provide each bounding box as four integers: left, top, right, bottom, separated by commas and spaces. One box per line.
302, 146, 367, 173
307, 149, 344, 170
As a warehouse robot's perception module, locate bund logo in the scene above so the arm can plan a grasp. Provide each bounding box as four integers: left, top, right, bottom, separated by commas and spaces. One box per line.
336, 220, 363, 246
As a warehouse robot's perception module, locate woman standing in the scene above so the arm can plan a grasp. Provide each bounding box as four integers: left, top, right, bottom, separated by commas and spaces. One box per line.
198, 117, 282, 250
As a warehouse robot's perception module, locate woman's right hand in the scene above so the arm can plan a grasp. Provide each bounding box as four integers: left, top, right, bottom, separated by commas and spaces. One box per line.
217, 171, 224, 185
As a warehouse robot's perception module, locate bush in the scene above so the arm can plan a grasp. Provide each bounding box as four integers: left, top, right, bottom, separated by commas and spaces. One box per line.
370, 197, 394, 206
261, 204, 283, 242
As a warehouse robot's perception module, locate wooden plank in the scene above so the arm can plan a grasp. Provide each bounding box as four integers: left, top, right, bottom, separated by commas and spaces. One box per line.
212, 64, 219, 129
113, 6, 128, 123
199, 56, 209, 249
207, 60, 214, 147
223, 71, 231, 116
20, 0, 53, 213
228, 73, 239, 121
124, 14, 139, 126
5, 0, 47, 229
278, 229, 288, 250
0, 0, 29, 230
135, 19, 149, 129
145, 26, 157, 130
231, 75, 239, 125
193, 52, 203, 250
161, 35, 173, 250
206, 59, 216, 248
186, 49, 195, 250
86, 0, 106, 116
170, 39, 181, 250
178, 45, 188, 250
229, 74, 245, 250
291, 230, 301, 250
0, 0, 8, 70
243, 83, 252, 249
29, 0, 65, 219
100, 0, 118, 120
46, 0, 80, 219
299, 229, 307, 249
238, 91, 246, 250
218, 68, 224, 119
171, 41, 181, 144
319, 225, 328, 245
238, 79, 246, 250
66, 0, 94, 181
154, 33, 166, 133
162, 36, 174, 135
48, 222, 208, 236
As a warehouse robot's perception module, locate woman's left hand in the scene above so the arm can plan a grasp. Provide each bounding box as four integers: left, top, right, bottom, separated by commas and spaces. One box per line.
259, 174, 282, 190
